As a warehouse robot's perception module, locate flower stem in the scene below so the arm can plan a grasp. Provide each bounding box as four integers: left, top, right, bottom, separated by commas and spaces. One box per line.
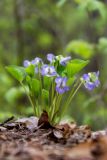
49, 95, 57, 123
50, 79, 55, 106
51, 80, 54, 101
55, 93, 63, 113
38, 67, 43, 112
68, 81, 83, 105
60, 81, 83, 121
51, 93, 63, 124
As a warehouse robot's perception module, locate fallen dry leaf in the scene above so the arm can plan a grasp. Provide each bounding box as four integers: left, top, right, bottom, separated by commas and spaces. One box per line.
0, 116, 107, 160
0, 126, 7, 132
16, 116, 39, 131
53, 129, 63, 139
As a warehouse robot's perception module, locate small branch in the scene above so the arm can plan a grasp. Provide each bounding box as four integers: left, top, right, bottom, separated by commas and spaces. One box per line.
0, 116, 14, 126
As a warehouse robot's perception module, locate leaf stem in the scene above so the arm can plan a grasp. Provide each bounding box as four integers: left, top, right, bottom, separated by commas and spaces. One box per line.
20, 82, 36, 116
51, 79, 55, 104
68, 81, 83, 105
38, 67, 43, 113
51, 93, 63, 125
49, 95, 57, 122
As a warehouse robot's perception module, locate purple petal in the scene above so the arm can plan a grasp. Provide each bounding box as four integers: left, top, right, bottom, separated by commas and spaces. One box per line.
56, 85, 69, 94
41, 65, 48, 76
95, 71, 100, 77
32, 57, 42, 65
55, 77, 62, 84
60, 56, 71, 66
82, 71, 100, 91
55, 76, 69, 94
95, 79, 100, 87
23, 60, 31, 67
31, 59, 36, 65
62, 77, 68, 86
41, 65, 57, 77
64, 86, 70, 91
49, 72, 57, 77
82, 74, 90, 81
42, 64, 48, 68
35, 57, 42, 64
50, 66, 56, 72
47, 53, 55, 63
56, 86, 65, 94
84, 82, 95, 91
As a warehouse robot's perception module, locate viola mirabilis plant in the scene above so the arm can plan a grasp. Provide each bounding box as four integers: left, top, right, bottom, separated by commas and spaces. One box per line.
6, 54, 100, 125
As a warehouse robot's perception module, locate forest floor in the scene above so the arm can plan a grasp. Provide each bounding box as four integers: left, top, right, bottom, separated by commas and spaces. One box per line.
0, 116, 107, 160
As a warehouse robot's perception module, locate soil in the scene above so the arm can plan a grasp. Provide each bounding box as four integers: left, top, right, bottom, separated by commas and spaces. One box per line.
0, 116, 107, 160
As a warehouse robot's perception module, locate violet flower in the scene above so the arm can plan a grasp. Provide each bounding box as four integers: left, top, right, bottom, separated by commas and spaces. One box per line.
82, 74, 90, 81
41, 65, 57, 77
31, 57, 42, 65
60, 56, 71, 66
47, 54, 71, 66
23, 60, 31, 67
23, 57, 42, 68
55, 77, 69, 94
81, 71, 100, 91
47, 53, 55, 63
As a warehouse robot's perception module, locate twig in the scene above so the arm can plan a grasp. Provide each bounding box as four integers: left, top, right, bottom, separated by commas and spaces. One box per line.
0, 116, 14, 126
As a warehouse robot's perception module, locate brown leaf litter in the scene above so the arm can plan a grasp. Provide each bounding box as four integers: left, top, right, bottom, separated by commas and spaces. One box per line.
0, 115, 107, 160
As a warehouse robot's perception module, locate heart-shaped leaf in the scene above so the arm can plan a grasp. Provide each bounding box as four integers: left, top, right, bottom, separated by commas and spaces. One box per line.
25, 65, 35, 76
6, 65, 26, 82
66, 59, 89, 77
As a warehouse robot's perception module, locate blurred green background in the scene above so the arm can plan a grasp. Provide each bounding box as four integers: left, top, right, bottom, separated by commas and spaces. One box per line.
1, 0, 107, 130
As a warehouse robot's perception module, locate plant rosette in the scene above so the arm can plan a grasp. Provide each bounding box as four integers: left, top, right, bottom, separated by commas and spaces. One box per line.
6, 54, 100, 126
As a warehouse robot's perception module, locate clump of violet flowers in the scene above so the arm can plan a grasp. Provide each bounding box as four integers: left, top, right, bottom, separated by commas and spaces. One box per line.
6, 54, 100, 125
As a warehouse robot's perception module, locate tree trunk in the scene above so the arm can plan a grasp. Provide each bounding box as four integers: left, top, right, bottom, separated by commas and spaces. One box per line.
14, 0, 25, 65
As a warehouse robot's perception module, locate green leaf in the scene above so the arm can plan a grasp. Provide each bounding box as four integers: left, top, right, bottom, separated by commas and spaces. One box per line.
42, 89, 49, 105
30, 78, 40, 97
66, 59, 89, 77
57, 0, 67, 7
6, 65, 26, 82
25, 75, 32, 91
43, 76, 52, 90
65, 40, 94, 59
57, 65, 65, 76
67, 77, 75, 86
25, 65, 35, 76
26, 75, 31, 83
25, 76, 40, 97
